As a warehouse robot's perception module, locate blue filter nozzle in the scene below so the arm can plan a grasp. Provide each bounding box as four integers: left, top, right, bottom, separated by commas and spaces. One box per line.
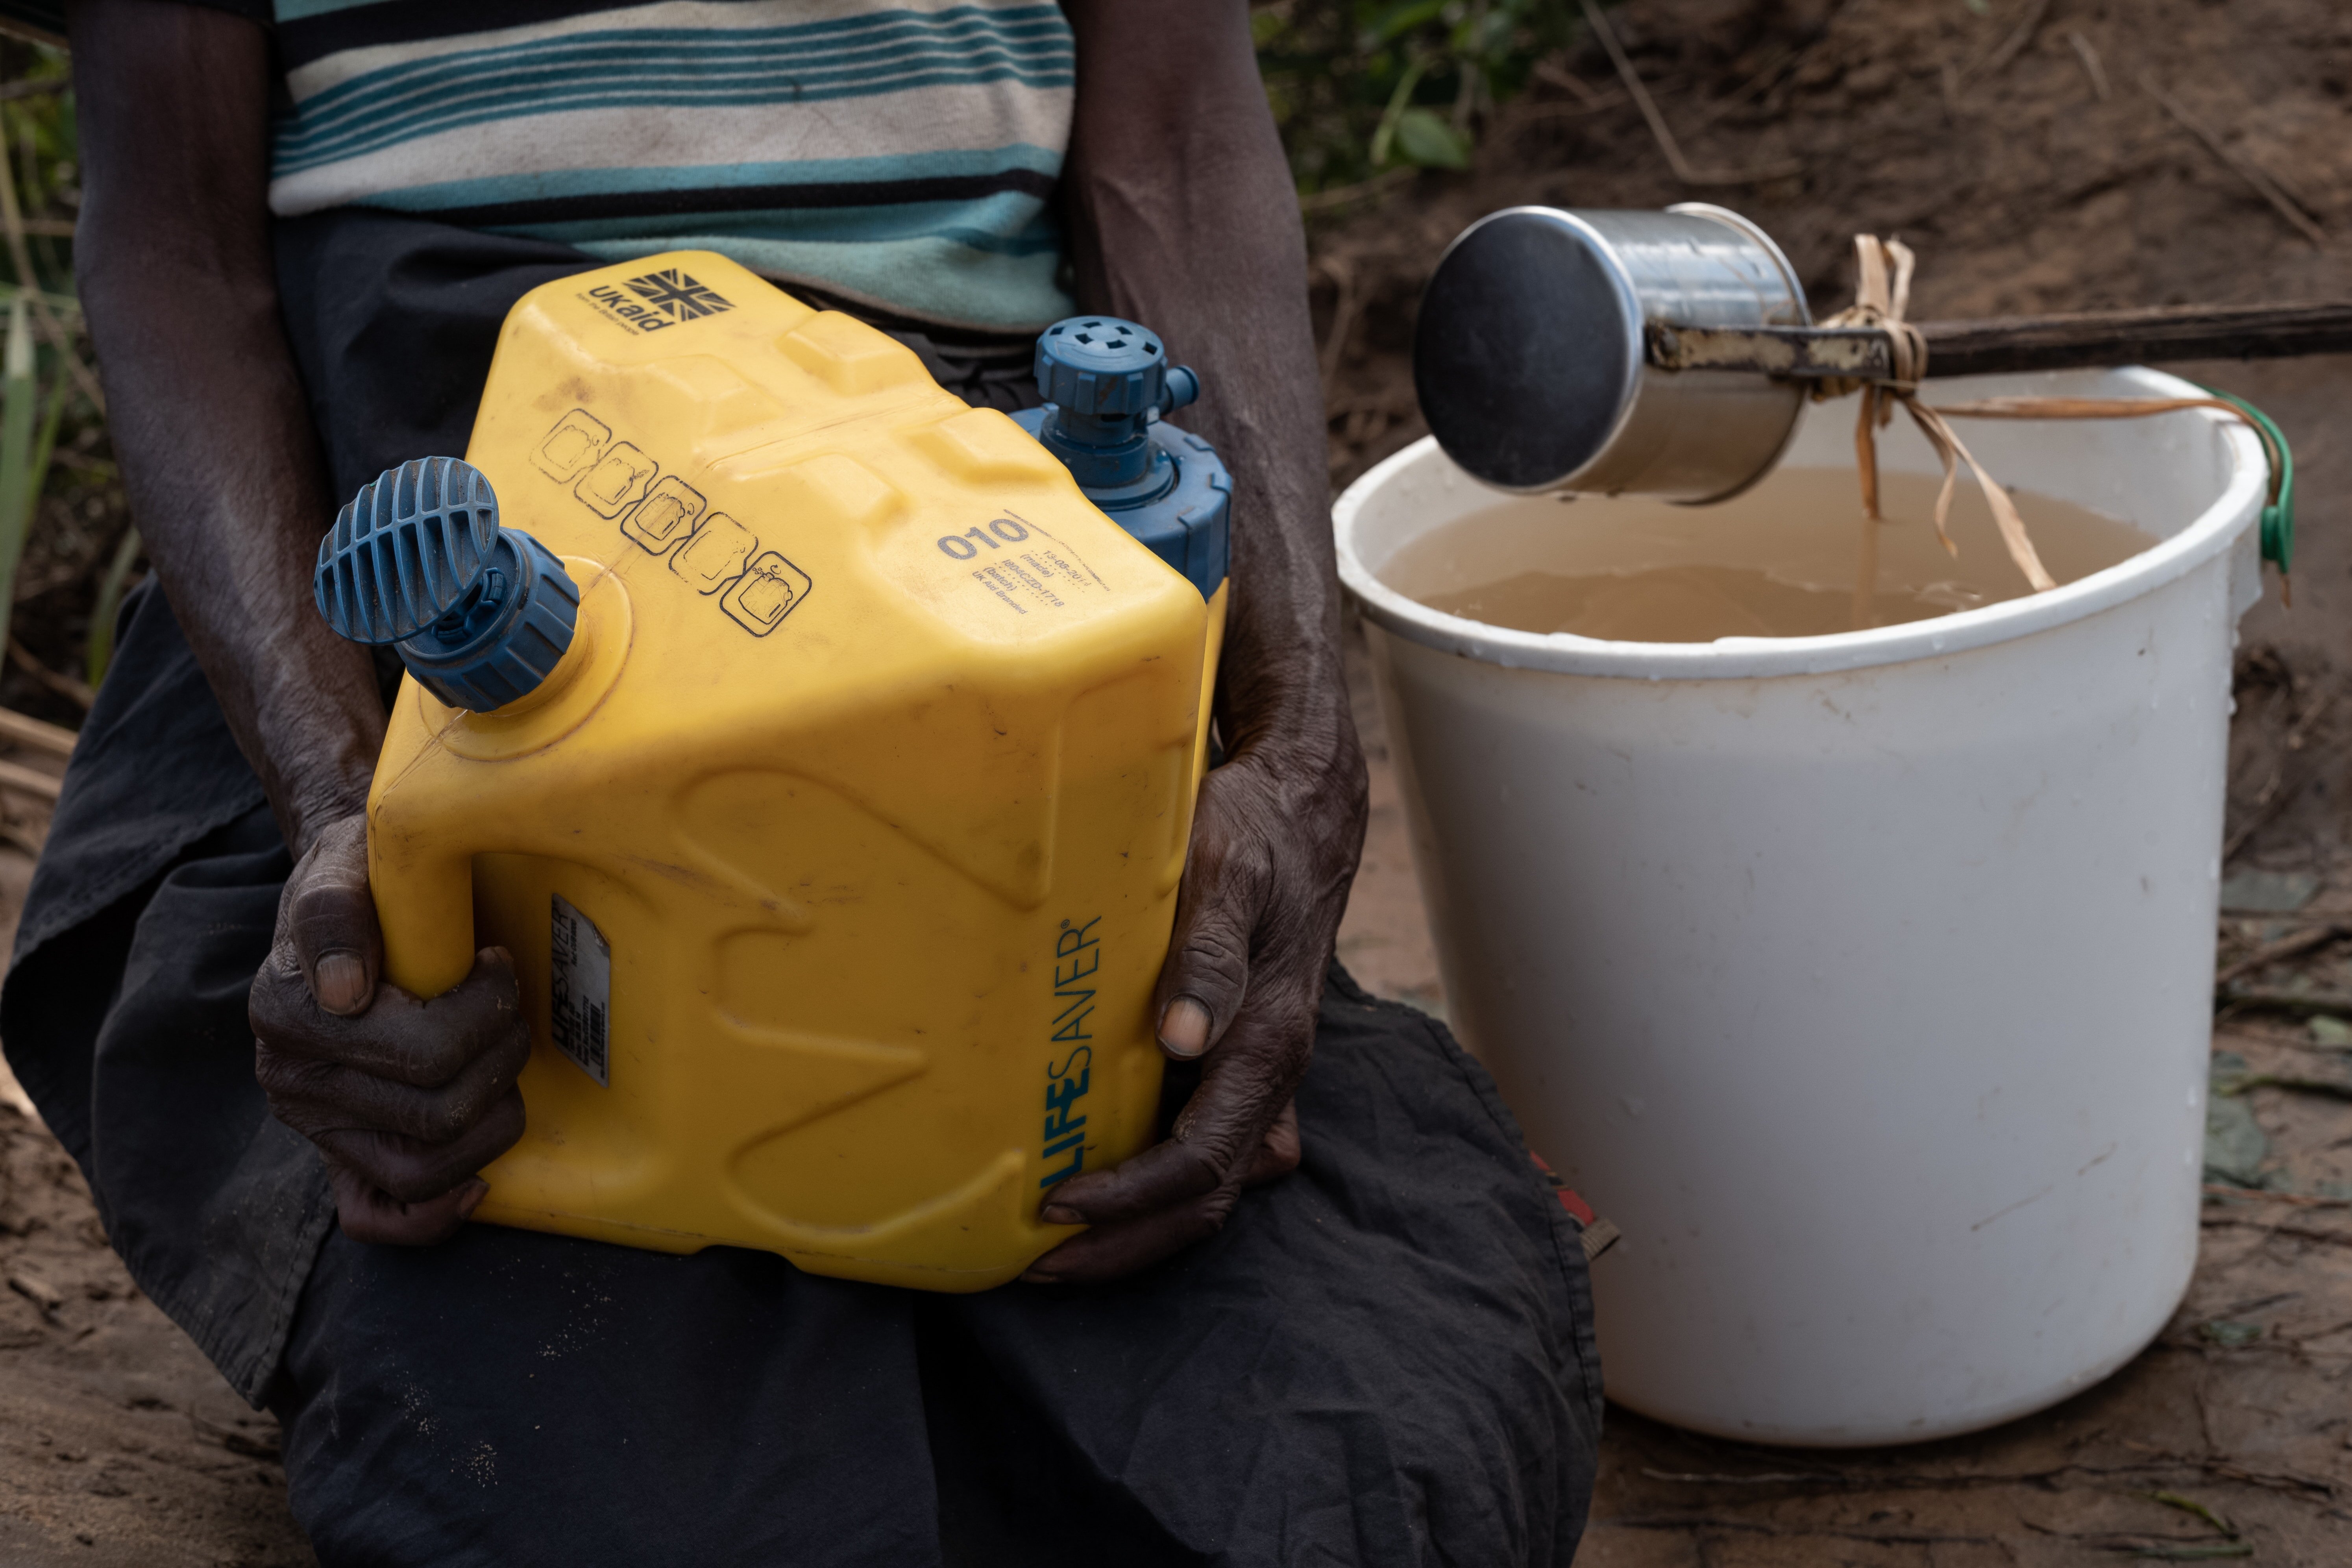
314, 456, 581, 712
1016, 317, 1229, 600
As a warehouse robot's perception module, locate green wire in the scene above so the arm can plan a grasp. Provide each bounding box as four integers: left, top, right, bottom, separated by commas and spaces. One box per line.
2197, 385, 2295, 577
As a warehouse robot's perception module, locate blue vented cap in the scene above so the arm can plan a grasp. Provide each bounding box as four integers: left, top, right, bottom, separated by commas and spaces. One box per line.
1016, 318, 1228, 601
1029, 317, 1202, 490
314, 457, 579, 712
1034, 317, 1187, 430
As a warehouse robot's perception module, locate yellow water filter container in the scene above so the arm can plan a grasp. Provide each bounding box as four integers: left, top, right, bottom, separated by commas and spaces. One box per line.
322, 252, 1228, 1291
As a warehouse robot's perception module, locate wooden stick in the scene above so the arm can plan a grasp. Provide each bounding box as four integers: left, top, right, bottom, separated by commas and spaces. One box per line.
1916, 301, 2352, 377
0, 755, 59, 801
1660, 302, 2352, 379
0, 703, 72, 757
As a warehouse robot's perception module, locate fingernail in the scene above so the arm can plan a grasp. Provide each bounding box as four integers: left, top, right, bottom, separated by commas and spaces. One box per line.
453, 1179, 490, 1222
315, 952, 368, 1014
1158, 995, 1212, 1059
1040, 1204, 1082, 1225
1020, 1267, 1064, 1285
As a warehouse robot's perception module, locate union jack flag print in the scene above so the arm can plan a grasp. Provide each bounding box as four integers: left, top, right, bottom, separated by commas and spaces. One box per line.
623, 269, 735, 323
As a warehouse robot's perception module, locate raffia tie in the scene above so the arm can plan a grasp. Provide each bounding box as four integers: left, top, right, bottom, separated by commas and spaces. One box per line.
1812, 235, 2057, 593
1814, 235, 2295, 600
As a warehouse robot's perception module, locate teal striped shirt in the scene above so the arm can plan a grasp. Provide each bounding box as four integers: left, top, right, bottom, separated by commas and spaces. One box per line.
250, 0, 1077, 333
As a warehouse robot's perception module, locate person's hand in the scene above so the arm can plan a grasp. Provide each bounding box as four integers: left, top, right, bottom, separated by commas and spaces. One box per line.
247, 814, 531, 1244
1024, 711, 1366, 1283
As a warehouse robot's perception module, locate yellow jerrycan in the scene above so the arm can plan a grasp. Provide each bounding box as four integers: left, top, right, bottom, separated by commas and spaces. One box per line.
312, 252, 1231, 1291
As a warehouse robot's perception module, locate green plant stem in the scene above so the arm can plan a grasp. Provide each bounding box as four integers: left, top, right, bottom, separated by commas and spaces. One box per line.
0, 297, 34, 655
27, 345, 65, 498
86, 525, 142, 688
1369, 56, 1430, 167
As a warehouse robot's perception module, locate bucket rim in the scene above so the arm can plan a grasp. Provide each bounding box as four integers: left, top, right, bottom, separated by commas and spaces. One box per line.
1333, 366, 2269, 680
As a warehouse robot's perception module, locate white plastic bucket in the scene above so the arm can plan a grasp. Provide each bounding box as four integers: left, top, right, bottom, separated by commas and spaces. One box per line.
1335, 367, 2267, 1446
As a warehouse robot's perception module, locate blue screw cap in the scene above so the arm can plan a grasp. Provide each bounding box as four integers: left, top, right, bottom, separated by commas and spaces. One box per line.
1034, 317, 1192, 430
316, 456, 499, 645
314, 457, 579, 712
1017, 317, 1227, 601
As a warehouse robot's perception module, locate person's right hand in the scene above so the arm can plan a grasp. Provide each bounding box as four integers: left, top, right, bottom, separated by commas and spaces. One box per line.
247, 814, 531, 1244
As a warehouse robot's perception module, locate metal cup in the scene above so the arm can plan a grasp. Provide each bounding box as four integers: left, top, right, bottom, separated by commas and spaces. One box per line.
1413, 203, 1811, 503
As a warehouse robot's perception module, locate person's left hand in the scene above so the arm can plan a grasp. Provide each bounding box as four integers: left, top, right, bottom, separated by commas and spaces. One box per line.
1022, 704, 1365, 1283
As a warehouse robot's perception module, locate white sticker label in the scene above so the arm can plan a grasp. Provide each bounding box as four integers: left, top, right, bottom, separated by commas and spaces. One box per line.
549, 894, 611, 1086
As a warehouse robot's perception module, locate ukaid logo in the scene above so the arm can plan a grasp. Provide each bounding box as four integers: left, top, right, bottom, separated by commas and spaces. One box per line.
582, 269, 736, 334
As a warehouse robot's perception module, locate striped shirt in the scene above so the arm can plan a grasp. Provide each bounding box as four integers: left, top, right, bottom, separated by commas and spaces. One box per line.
212, 0, 1080, 333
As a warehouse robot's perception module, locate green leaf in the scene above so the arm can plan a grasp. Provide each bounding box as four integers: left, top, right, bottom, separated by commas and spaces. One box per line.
2148, 1490, 2236, 1539
1392, 105, 1472, 167
0, 297, 35, 654
2202, 1059, 2268, 1188
2197, 1319, 2263, 1349
1361, 0, 1449, 46
2309, 1013, 2352, 1047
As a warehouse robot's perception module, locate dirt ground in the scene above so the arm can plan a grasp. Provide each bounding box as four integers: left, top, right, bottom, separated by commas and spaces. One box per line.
11, 0, 2352, 1560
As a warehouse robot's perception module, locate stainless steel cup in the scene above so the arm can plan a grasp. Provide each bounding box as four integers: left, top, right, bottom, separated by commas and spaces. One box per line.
1413, 203, 1811, 502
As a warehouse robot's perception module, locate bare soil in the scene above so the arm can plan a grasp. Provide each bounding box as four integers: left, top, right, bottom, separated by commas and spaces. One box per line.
11, 0, 2352, 1559
0, 1097, 313, 1568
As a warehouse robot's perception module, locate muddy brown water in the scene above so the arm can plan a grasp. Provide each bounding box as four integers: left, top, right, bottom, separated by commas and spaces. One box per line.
1392, 467, 2157, 643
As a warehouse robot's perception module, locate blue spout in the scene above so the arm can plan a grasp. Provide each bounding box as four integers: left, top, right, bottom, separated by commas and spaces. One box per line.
314, 456, 580, 713
1016, 317, 1230, 601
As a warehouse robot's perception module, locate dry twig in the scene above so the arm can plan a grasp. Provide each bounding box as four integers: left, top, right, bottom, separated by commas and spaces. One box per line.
1298, 166, 1416, 216
0, 702, 72, 756
2215, 923, 2350, 986
1635, 1454, 2341, 1501
6, 634, 92, 708
2215, 985, 2352, 1018
2142, 75, 2326, 248
0, 754, 58, 801
2204, 1185, 2352, 1210
6, 1267, 62, 1322
1315, 253, 1361, 388
2067, 31, 2111, 100
1968, 0, 2054, 83
1578, 0, 1802, 186
1604, 1516, 2003, 1545
1505, 92, 1633, 133
1531, 56, 1610, 109
1689, 42, 1815, 132
2203, 1214, 2352, 1252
